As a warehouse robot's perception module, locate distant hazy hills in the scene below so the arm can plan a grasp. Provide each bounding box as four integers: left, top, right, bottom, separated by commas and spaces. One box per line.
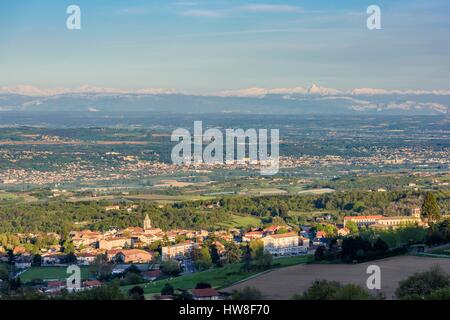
0, 84, 448, 115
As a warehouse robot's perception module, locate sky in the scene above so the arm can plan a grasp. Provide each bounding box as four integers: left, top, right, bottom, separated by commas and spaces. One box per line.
0, 0, 449, 94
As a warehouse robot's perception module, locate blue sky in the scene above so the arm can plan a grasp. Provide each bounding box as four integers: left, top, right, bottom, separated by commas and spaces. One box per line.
0, 0, 449, 93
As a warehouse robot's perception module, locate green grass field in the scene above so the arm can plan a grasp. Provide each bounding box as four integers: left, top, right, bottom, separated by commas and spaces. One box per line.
20, 266, 91, 283
217, 214, 263, 229
121, 255, 313, 297
68, 193, 214, 204
429, 247, 450, 256
0, 191, 19, 200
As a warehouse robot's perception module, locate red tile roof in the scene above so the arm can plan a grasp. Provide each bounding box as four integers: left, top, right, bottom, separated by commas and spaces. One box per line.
142, 270, 162, 278
344, 215, 384, 220
83, 280, 102, 287
191, 288, 220, 298
267, 231, 298, 239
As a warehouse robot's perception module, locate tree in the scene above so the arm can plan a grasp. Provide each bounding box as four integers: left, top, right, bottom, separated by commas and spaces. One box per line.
249, 240, 272, 269
224, 242, 242, 265
315, 223, 338, 237
177, 289, 194, 301
160, 260, 181, 277
373, 238, 389, 252
395, 266, 449, 299
63, 279, 126, 300
65, 252, 77, 264
128, 286, 145, 300
422, 192, 441, 223
341, 236, 373, 261
127, 264, 141, 275
352, 201, 365, 213
62, 240, 75, 254
254, 251, 272, 269
210, 245, 221, 266
332, 283, 374, 300
278, 203, 289, 219
161, 283, 174, 296
314, 245, 326, 261
6, 249, 14, 265
0, 264, 9, 280
123, 272, 144, 285
90, 254, 113, 280
195, 282, 212, 289
345, 221, 358, 234
32, 254, 42, 267
192, 247, 212, 271
242, 244, 252, 269
9, 276, 22, 291
294, 280, 340, 300
294, 280, 374, 300
231, 287, 262, 300
427, 286, 450, 300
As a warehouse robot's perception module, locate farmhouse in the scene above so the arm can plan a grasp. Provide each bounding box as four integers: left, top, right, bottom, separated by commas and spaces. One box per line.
191, 288, 222, 300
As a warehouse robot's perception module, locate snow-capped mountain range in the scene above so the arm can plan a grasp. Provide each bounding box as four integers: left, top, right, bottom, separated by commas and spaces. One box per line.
0, 84, 449, 115
1, 84, 450, 97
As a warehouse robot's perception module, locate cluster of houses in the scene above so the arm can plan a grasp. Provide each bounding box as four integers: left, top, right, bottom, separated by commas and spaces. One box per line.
2, 213, 315, 272
0, 205, 435, 300
2, 207, 428, 274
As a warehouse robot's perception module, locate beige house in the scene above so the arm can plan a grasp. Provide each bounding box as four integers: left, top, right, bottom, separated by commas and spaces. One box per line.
98, 237, 132, 250
262, 232, 307, 256
110, 249, 153, 264
71, 230, 104, 248
161, 241, 196, 261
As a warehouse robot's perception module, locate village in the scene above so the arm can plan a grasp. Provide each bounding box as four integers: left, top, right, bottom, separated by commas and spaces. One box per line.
0, 203, 432, 300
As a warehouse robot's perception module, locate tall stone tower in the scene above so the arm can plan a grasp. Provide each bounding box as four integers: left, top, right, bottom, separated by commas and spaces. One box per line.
143, 214, 152, 230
